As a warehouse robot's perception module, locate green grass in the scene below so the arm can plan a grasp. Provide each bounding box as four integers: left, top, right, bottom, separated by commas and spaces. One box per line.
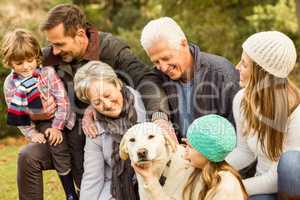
0, 143, 65, 200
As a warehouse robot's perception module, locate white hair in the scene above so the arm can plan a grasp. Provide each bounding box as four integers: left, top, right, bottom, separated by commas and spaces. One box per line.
74, 61, 122, 103
140, 17, 187, 53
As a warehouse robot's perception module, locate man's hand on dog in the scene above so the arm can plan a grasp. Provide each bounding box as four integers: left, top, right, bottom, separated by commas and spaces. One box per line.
154, 119, 178, 152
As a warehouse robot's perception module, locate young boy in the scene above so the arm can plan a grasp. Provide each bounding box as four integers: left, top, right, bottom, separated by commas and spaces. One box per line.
1, 29, 78, 200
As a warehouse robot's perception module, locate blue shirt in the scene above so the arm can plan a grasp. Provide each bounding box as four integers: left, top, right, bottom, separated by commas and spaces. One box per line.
177, 80, 194, 137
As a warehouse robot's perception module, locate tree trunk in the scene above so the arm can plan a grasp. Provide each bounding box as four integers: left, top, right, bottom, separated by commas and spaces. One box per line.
296, 0, 300, 35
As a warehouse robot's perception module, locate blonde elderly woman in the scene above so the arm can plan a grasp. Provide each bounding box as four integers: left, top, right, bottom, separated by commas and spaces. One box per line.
74, 61, 146, 200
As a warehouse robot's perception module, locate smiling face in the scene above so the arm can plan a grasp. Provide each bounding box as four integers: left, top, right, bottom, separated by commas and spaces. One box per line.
45, 23, 87, 63
11, 57, 38, 78
147, 39, 193, 81
88, 80, 124, 118
236, 51, 253, 88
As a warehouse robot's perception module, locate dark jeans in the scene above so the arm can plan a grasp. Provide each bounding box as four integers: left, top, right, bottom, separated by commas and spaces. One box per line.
242, 151, 300, 200
35, 121, 71, 174
250, 194, 277, 200
277, 151, 300, 200
17, 119, 85, 200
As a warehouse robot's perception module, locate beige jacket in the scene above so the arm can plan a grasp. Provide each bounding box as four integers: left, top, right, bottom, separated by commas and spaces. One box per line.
144, 170, 245, 200
137, 146, 195, 200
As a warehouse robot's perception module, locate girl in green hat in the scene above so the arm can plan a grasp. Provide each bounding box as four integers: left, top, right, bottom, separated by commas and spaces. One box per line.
133, 114, 248, 200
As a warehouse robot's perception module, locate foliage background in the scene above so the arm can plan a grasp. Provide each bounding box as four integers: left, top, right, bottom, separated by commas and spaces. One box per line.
0, 0, 300, 137
0, 0, 300, 199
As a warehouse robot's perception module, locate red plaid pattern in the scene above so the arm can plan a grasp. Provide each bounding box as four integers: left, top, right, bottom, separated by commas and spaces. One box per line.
4, 66, 76, 137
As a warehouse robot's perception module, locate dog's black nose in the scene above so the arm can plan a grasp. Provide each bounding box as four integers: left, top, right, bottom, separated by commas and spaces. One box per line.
137, 148, 148, 159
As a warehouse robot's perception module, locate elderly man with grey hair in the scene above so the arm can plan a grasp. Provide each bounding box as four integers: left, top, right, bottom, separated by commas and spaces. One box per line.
140, 17, 240, 140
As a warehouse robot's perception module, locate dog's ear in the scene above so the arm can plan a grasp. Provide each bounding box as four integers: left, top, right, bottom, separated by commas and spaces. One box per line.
119, 134, 129, 160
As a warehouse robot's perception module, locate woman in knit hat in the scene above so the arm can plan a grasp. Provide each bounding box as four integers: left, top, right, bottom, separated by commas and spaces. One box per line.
133, 114, 248, 200
226, 31, 300, 200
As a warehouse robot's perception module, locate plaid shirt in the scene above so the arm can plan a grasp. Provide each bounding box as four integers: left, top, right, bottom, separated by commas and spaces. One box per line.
4, 66, 76, 137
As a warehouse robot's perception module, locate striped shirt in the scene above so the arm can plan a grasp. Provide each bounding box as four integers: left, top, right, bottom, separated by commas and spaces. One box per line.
4, 66, 76, 137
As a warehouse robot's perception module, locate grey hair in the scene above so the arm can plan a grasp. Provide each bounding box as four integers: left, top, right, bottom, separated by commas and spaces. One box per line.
74, 61, 123, 103
140, 17, 187, 53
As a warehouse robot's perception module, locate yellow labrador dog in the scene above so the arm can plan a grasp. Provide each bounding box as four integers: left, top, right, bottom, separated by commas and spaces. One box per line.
119, 122, 194, 200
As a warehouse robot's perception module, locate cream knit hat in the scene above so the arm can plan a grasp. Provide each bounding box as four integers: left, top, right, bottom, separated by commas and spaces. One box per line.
242, 31, 297, 78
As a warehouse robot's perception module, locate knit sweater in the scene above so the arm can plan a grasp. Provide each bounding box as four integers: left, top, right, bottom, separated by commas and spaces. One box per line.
144, 170, 244, 200
226, 89, 300, 195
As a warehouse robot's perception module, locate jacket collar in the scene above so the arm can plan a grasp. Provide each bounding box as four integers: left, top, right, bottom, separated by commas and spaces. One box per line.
189, 43, 202, 73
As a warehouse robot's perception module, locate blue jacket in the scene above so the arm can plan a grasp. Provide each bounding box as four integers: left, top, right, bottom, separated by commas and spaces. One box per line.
157, 44, 240, 138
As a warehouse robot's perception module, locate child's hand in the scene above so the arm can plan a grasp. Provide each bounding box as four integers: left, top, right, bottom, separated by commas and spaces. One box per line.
45, 128, 63, 146
31, 133, 46, 144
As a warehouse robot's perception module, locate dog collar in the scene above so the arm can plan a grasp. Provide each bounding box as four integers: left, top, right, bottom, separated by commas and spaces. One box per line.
159, 160, 172, 186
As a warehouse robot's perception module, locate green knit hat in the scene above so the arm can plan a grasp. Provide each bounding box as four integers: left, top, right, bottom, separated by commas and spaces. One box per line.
187, 114, 236, 162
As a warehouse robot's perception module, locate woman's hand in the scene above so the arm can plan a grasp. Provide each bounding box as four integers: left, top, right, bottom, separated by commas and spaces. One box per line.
132, 162, 156, 183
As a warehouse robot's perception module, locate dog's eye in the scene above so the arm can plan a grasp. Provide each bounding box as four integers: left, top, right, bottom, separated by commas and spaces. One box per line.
148, 135, 155, 139
129, 138, 135, 142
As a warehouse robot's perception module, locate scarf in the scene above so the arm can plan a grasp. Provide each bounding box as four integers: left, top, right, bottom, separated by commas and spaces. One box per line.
7, 70, 43, 126
96, 86, 139, 200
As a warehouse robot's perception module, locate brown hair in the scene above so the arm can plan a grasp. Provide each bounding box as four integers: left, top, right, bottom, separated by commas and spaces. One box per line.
183, 161, 248, 200
241, 62, 300, 161
40, 4, 87, 37
1, 29, 42, 68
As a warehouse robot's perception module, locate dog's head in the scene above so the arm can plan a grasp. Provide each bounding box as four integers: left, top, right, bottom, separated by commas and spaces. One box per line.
120, 122, 172, 165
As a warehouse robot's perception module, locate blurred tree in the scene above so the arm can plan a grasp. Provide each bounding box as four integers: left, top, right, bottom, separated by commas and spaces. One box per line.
296, 0, 300, 34
158, 0, 280, 63
0, 0, 299, 138
247, 0, 297, 33
246, 0, 300, 64
81, 0, 161, 63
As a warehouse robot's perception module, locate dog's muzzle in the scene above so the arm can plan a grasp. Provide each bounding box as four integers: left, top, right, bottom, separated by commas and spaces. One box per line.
137, 148, 148, 161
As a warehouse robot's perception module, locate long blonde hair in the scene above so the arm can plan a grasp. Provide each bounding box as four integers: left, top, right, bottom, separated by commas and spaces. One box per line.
182, 161, 248, 200
241, 62, 300, 161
